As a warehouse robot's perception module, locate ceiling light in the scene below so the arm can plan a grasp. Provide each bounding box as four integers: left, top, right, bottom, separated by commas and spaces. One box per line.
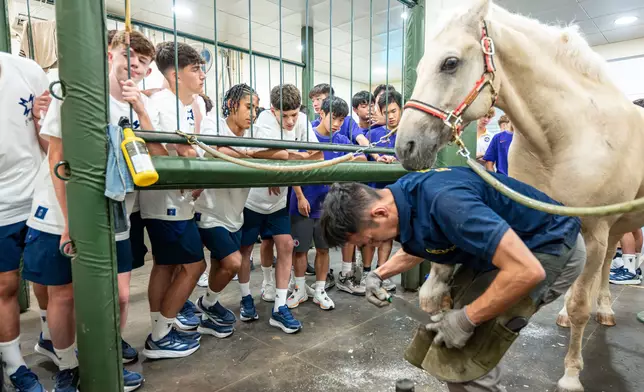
614, 16, 638, 26
172, 5, 192, 17
401, 12, 409, 20
374, 67, 386, 75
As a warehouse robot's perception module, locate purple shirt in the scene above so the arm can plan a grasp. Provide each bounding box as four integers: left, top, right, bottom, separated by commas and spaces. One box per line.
312, 117, 365, 144
364, 126, 397, 188
483, 131, 513, 175
289, 128, 357, 218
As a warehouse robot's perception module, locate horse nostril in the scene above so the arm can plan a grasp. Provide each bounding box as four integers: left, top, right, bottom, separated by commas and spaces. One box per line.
406, 140, 416, 156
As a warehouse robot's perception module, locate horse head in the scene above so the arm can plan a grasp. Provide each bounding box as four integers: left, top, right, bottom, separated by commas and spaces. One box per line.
396, 0, 499, 170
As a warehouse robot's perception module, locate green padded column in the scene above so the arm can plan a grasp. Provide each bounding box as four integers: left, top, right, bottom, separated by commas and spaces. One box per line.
435, 122, 477, 167
56, 1, 123, 391
301, 25, 314, 118
0, 0, 9, 53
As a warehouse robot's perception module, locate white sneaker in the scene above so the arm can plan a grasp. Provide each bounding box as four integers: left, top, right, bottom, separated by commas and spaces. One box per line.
197, 272, 209, 288
313, 289, 335, 310
305, 283, 316, 296
233, 274, 239, 281
286, 288, 308, 309
262, 280, 276, 302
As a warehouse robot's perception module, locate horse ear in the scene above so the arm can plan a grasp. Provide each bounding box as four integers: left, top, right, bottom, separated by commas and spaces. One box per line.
463, 0, 490, 28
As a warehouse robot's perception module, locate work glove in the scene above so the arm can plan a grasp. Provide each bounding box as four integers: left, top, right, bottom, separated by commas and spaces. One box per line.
365, 271, 390, 307
425, 307, 476, 349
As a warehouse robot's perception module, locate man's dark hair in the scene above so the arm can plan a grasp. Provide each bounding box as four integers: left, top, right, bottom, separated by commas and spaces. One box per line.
373, 84, 396, 98
107, 30, 118, 47
222, 83, 258, 118
111, 31, 156, 59
352, 91, 375, 109
634, 99, 644, 108
497, 114, 510, 126
320, 96, 349, 119
200, 94, 213, 114
320, 183, 382, 247
155, 41, 205, 75
378, 90, 403, 112
309, 83, 335, 99
270, 84, 301, 111
300, 104, 308, 114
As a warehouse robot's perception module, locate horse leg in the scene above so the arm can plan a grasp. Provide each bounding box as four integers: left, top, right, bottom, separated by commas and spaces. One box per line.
595, 240, 619, 326
557, 229, 607, 392
419, 263, 454, 314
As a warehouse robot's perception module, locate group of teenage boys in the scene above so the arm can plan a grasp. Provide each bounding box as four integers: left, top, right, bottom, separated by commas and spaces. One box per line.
0, 29, 404, 392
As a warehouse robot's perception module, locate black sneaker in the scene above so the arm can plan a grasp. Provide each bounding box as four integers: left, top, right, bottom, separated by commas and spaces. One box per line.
305, 263, 316, 276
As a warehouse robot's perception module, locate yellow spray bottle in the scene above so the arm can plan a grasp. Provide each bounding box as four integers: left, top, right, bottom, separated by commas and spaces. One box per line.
119, 116, 159, 187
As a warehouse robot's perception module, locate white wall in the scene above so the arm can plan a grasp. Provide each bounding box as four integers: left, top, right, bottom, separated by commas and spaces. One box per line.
592, 38, 644, 61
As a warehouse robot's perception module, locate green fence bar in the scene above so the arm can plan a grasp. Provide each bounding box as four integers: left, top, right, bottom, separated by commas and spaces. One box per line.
0, 0, 10, 52
57, 1, 123, 391
301, 24, 314, 118
135, 131, 395, 154
144, 157, 409, 190
108, 14, 305, 68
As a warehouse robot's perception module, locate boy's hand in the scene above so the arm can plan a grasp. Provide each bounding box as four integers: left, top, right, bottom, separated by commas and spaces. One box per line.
121, 80, 146, 115
268, 187, 281, 196
377, 155, 396, 164
297, 196, 311, 217
33, 90, 52, 121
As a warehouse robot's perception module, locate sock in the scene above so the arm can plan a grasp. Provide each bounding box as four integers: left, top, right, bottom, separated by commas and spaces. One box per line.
54, 344, 78, 370
274, 289, 288, 311
239, 282, 251, 297
636, 253, 643, 269
363, 266, 372, 273
40, 309, 51, 340
202, 288, 220, 308
623, 254, 637, 274
261, 266, 273, 283
315, 281, 326, 295
0, 337, 27, 375
295, 276, 306, 292
150, 311, 160, 328
152, 314, 174, 341
341, 261, 353, 275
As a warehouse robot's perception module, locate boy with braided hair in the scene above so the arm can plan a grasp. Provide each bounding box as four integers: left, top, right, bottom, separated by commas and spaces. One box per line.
194, 84, 288, 337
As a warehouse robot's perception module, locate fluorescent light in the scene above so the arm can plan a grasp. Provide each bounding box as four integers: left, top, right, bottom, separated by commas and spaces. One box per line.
172, 5, 192, 17
374, 67, 386, 75
615, 16, 638, 26
401, 11, 409, 20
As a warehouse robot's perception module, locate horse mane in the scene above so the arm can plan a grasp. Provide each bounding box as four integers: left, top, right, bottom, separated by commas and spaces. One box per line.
428, 2, 612, 84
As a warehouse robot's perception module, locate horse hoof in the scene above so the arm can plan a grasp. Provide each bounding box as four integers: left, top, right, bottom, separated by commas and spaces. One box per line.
595, 312, 616, 327
557, 374, 584, 392
556, 314, 571, 328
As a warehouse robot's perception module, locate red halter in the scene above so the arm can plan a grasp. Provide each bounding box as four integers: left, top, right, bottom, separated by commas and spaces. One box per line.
404, 21, 498, 137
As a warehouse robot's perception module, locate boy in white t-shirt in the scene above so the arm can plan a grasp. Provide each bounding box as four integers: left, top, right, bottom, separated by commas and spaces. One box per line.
0, 53, 50, 392
194, 84, 288, 337
239, 84, 320, 334
138, 42, 206, 360
22, 31, 157, 391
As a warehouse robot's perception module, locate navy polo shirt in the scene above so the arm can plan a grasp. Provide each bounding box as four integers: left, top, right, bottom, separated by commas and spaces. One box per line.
388, 167, 581, 271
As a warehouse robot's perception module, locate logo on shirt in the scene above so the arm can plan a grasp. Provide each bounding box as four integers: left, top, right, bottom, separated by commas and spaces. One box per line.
133, 120, 140, 130
187, 108, 195, 124
425, 245, 456, 255
19, 94, 36, 124
483, 136, 490, 143
35, 206, 49, 220
167, 208, 177, 216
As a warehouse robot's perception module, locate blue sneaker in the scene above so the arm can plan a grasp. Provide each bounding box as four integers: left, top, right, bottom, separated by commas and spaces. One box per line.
122, 339, 138, 363
240, 295, 259, 322
123, 369, 144, 392
53, 367, 80, 392
142, 329, 200, 359
185, 298, 202, 315
175, 301, 200, 330
269, 305, 302, 334
34, 333, 60, 366
610, 267, 642, 285
175, 329, 202, 341
196, 297, 236, 325
197, 317, 234, 338
9, 366, 45, 392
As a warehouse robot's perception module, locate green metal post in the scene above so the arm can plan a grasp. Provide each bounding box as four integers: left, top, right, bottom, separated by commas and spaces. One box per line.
301, 26, 314, 118
56, 1, 123, 391
0, 0, 10, 52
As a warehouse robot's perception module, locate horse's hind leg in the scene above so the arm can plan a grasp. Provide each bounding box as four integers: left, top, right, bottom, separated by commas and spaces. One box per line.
596, 240, 619, 326
557, 229, 610, 392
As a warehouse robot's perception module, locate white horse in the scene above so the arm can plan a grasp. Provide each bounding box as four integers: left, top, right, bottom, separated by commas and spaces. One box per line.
395, 1, 644, 391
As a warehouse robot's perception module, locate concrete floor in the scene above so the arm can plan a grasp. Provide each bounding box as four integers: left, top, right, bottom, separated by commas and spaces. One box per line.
13, 245, 644, 392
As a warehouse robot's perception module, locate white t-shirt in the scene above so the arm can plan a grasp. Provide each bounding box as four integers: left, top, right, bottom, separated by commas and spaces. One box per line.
0, 53, 49, 226
245, 111, 318, 214
28, 88, 157, 236
476, 132, 492, 158
139, 89, 202, 221
194, 117, 252, 232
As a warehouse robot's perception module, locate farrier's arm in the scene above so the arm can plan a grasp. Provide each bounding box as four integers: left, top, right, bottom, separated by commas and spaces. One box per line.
465, 229, 545, 325
375, 248, 425, 279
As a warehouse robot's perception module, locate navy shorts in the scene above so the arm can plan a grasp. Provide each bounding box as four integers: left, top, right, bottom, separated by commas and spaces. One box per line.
23, 228, 72, 286
116, 240, 133, 274
144, 219, 204, 265
199, 227, 242, 261
130, 211, 148, 270
0, 221, 28, 273
240, 207, 291, 247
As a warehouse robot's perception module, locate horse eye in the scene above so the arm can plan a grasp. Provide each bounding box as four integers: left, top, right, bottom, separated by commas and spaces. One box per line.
441, 57, 460, 72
